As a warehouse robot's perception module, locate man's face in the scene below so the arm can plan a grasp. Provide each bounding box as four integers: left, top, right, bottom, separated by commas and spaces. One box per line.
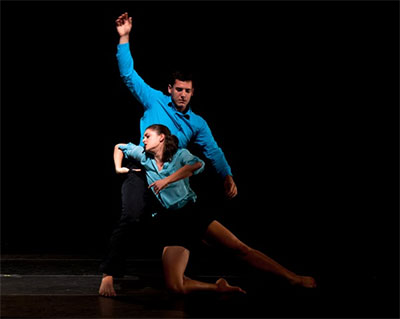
168, 80, 194, 112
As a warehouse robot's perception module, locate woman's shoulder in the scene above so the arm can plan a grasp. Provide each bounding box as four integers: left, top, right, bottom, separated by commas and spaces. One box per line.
175, 148, 191, 156
169, 148, 190, 163
173, 148, 203, 164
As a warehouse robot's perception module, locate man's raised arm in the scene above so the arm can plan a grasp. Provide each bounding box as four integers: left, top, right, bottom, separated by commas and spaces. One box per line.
115, 12, 163, 110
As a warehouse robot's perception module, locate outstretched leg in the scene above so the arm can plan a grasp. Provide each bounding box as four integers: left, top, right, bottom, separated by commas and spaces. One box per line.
203, 221, 317, 288
162, 246, 246, 294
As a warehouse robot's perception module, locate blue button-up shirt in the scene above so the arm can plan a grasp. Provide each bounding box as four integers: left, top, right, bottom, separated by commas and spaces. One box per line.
119, 143, 205, 210
117, 43, 232, 177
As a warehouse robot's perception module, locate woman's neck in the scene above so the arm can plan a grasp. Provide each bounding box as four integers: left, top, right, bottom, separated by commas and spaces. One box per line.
153, 147, 165, 170
154, 153, 163, 163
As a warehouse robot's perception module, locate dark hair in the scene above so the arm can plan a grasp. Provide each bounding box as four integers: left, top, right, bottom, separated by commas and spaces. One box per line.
146, 124, 179, 162
168, 70, 194, 87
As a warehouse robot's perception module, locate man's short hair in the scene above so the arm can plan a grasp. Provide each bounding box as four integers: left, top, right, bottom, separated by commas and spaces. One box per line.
168, 70, 194, 87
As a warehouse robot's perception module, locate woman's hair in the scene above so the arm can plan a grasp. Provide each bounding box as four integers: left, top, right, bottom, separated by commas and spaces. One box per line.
147, 124, 179, 162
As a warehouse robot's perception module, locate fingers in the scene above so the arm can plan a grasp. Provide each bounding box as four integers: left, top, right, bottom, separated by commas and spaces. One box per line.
225, 185, 238, 199
121, 167, 130, 173
148, 182, 159, 194
116, 167, 130, 174
149, 182, 163, 195
224, 177, 238, 199
115, 12, 131, 26
238, 287, 247, 294
115, 13, 124, 26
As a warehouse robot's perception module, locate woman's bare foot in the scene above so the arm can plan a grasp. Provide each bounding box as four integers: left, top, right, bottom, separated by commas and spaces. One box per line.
216, 278, 246, 294
99, 274, 117, 297
289, 275, 317, 288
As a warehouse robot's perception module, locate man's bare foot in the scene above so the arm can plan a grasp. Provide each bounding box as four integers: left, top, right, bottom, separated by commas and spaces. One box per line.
99, 274, 117, 297
216, 278, 247, 294
289, 275, 317, 288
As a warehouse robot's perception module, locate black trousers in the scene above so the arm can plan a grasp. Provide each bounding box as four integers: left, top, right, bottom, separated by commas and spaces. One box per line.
99, 159, 153, 277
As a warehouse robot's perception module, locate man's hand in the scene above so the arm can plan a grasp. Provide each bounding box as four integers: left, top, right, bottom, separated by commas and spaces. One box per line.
224, 175, 238, 199
149, 178, 170, 195
116, 12, 132, 43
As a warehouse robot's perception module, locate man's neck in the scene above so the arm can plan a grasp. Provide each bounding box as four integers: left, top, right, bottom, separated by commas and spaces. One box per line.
172, 102, 188, 113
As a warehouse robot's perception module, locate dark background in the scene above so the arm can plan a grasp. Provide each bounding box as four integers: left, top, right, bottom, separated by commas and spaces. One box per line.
1, 1, 398, 316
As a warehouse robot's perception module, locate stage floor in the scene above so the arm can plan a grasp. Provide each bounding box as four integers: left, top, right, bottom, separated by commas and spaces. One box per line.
0, 254, 394, 318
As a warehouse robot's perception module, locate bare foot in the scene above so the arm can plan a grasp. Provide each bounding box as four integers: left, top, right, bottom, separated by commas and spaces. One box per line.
216, 278, 247, 294
99, 274, 117, 297
289, 275, 317, 288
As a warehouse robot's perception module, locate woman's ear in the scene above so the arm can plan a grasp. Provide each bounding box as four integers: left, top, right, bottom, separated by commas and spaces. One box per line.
159, 133, 165, 143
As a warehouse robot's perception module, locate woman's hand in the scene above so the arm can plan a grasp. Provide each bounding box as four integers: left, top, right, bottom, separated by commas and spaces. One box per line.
149, 178, 170, 195
115, 167, 130, 174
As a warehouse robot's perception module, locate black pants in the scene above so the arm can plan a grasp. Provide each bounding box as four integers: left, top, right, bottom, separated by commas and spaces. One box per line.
99, 159, 152, 277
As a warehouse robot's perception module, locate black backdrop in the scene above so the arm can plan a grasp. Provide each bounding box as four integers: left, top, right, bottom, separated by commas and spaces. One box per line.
1, 0, 398, 312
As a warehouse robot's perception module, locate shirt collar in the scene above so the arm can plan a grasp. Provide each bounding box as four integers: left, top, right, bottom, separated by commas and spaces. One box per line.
168, 101, 191, 119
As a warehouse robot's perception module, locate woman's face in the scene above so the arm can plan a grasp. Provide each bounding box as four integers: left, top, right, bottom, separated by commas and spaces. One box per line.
142, 129, 164, 153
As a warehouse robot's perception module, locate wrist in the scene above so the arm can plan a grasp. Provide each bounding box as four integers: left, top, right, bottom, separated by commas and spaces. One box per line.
164, 176, 172, 186
224, 174, 233, 181
119, 35, 129, 44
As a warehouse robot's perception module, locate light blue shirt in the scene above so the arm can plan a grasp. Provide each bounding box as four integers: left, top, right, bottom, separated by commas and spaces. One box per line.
117, 43, 232, 178
119, 143, 205, 210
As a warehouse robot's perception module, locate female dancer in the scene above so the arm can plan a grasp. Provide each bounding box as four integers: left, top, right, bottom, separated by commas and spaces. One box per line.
114, 124, 317, 294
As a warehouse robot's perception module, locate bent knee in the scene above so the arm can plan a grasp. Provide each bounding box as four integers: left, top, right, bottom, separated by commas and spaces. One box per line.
165, 276, 192, 295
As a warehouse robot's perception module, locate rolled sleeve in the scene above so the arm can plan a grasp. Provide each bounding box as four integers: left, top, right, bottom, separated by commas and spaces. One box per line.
178, 149, 205, 175
119, 143, 144, 161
